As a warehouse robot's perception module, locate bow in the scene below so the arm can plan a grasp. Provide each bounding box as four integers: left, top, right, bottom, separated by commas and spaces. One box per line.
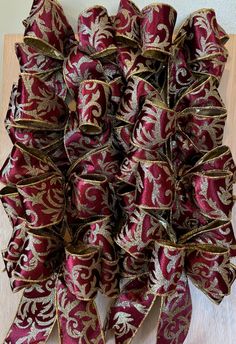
107, 239, 236, 344
0, 142, 120, 343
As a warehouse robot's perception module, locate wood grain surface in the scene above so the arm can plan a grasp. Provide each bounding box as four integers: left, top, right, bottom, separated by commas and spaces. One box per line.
0, 34, 236, 344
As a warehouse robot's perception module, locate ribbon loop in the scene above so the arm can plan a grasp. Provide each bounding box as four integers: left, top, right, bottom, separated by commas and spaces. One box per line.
173, 146, 236, 232
175, 9, 228, 62
71, 173, 112, 219
63, 244, 101, 300
178, 108, 227, 151
148, 241, 185, 295
24, 0, 74, 59
17, 172, 65, 228
0, 187, 24, 226
186, 245, 236, 303
174, 9, 229, 81
114, 0, 141, 45
132, 97, 176, 149
75, 216, 120, 296
180, 220, 236, 257
5, 84, 64, 147
141, 4, 177, 59
64, 111, 111, 161
136, 159, 174, 209
117, 46, 157, 78
78, 6, 117, 57
194, 145, 236, 179
0, 143, 57, 185
15, 41, 68, 99
168, 47, 195, 108
68, 145, 120, 181
115, 208, 168, 259
76, 215, 116, 259
16, 42, 61, 74
175, 76, 223, 113
77, 80, 111, 135
116, 75, 156, 124
118, 148, 160, 185
192, 171, 234, 220
15, 74, 68, 129
11, 229, 60, 285
63, 47, 105, 97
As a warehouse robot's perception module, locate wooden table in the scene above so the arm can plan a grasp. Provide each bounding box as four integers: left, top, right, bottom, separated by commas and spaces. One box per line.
0, 34, 236, 344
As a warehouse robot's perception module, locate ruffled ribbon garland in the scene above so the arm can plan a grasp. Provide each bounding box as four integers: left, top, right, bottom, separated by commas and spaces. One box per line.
0, 0, 236, 343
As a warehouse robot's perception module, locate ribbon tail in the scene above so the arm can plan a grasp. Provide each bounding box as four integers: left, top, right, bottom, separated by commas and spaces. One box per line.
4, 275, 57, 344
56, 277, 105, 344
156, 275, 192, 344
106, 276, 156, 344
